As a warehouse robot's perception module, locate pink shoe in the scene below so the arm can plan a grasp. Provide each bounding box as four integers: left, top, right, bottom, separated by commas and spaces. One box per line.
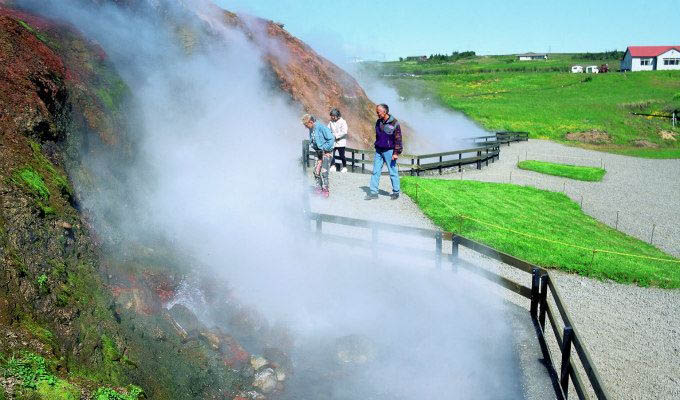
321, 189, 330, 198
314, 188, 323, 196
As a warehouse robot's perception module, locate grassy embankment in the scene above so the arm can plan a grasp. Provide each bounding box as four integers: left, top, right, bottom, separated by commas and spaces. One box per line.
377, 54, 680, 158
401, 177, 680, 288
517, 160, 606, 181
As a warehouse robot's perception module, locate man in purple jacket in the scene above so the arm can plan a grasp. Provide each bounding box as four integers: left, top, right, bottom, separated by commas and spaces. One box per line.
365, 103, 403, 200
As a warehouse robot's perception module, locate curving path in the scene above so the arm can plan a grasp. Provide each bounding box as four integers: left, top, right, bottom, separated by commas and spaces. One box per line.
307, 161, 680, 400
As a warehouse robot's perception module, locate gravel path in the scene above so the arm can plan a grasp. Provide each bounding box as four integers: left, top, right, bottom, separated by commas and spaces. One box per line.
431, 139, 680, 257
308, 165, 680, 400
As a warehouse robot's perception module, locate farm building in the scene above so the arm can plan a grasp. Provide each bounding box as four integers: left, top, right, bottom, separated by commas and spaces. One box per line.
620, 46, 680, 71
517, 52, 548, 61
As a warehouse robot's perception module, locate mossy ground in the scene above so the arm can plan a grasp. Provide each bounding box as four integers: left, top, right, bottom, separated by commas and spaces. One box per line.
11, 140, 73, 217
0, 351, 142, 400
16, 19, 48, 44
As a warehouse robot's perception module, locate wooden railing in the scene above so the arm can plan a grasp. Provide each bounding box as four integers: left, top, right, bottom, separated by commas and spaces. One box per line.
307, 211, 610, 400
302, 131, 528, 176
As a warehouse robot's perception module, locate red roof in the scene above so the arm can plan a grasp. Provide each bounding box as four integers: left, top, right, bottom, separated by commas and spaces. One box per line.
627, 46, 680, 57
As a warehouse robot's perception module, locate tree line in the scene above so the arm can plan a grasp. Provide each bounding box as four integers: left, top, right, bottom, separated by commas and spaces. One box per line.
401, 51, 476, 62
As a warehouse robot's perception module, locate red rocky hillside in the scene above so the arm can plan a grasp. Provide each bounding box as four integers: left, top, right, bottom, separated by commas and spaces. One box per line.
222, 10, 378, 148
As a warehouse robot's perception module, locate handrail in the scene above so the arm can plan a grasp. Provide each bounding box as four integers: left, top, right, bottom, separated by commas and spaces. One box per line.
307, 211, 610, 400
302, 131, 527, 176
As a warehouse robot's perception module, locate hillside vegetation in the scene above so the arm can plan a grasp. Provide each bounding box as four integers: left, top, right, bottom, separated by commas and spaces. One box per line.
376, 54, 680, 158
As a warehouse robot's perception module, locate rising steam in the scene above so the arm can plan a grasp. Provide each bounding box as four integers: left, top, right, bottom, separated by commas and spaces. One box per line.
18, 1, 523, 398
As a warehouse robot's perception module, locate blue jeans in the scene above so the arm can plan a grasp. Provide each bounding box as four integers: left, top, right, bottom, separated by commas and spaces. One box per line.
369, 149, 400, 195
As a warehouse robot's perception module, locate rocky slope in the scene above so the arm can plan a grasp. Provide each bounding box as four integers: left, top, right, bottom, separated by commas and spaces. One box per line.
221, 11, 376, 148
0, 1, 359, 398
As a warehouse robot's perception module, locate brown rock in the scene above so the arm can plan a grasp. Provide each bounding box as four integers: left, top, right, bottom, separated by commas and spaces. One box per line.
200, 330, 221, 350
565, 130, 611, 144
632, 139, 659, 148
659, 130, 677, 141
252, 367, 278, 394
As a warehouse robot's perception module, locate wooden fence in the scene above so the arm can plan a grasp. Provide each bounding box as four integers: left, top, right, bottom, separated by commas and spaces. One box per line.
631, 110, 678, 127
302, 132, 528, 176
307, 211, 610, 400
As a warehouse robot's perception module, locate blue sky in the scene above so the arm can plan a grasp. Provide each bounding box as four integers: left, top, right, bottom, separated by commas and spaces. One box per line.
215, 0, 679, 62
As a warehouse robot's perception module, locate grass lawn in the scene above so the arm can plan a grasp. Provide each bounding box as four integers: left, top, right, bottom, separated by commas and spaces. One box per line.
372, 55, 680, 158
517, 160, 606, 181
401, 177, 680, 288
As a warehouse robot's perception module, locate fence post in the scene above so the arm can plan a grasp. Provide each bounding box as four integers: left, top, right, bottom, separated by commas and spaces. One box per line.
451, 235, 459, 273
435, 232, 442, 269
372, 226, 378, 262
539, 274, 548, 331
530, 268, 540, 319
361, 153, 365, 174
416, 158, 421, 176
615, 211, 619, 230
439, 156, 443, 175
316, 215, 322, 245
458, 153, 462, 172
302, 141, 308, 173
411, 158, 414, 176
560, 326, 574, 398
351, 150, 355, 172
476, 151, 482, 170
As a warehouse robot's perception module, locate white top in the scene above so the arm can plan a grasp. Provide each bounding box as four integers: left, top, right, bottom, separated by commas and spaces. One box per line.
328, 117, 348, 148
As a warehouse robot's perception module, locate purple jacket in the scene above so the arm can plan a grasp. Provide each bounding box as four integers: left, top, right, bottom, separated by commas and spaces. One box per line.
374, 115, 403, 154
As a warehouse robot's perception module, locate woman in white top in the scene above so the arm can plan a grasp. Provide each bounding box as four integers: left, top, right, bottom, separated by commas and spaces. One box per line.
328, 108, 348, 172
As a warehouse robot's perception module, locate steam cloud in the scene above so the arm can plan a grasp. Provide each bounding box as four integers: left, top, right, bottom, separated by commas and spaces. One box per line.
18, 0, 524, 398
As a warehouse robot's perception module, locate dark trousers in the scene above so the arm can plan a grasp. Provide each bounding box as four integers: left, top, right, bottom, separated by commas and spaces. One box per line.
334, 147, 346, 170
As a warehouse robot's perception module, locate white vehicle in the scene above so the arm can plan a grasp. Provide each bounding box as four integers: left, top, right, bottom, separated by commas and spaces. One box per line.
585, 65, 599, 73
571, 65, 583, 73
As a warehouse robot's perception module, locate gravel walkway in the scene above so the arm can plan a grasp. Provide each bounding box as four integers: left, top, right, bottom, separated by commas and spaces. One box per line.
308, 166, 680, 400
431, 139, 680, 257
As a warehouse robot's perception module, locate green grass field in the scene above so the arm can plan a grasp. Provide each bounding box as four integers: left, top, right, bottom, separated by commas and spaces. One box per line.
517, 160, 606, 181
401, 177, 680, 288
373, 54, 680, 158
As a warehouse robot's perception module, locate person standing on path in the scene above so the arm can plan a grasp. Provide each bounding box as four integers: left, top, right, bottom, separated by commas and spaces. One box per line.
328, 108, 348, 172
365, 103, 403, 200
302, 114, 335, 198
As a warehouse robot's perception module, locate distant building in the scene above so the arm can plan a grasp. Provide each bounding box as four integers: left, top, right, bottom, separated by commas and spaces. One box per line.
571, 65, 583, 73
517, 52, 548, 61
585, 65, 599, 74
405, 55, 428, 61
621, 46, 680, 71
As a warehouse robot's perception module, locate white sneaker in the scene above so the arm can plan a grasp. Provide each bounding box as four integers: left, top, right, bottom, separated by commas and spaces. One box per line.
341, 167, 347, 173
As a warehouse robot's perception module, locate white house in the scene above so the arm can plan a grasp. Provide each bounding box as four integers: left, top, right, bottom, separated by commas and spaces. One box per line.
517, 52, 548, 61
621, 46, 680, 71
585, 65, 599, 74
571, 65, 583, 73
